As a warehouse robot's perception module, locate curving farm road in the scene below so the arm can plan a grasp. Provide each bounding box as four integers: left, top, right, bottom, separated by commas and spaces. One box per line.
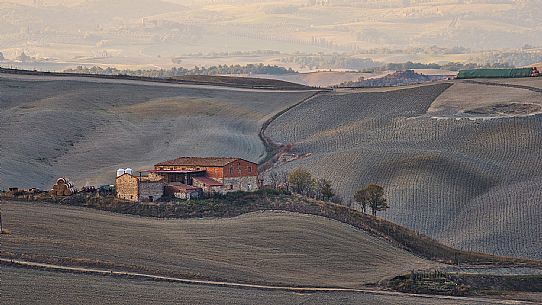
0, 258, 534, 305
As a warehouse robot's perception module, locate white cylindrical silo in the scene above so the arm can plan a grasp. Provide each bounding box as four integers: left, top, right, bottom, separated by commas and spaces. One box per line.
116, 168, 125, 177
125, 168, 133, 176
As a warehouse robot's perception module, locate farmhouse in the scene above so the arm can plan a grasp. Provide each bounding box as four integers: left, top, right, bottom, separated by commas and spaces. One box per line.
116, 157, 259, 202
152, 157, 259, 192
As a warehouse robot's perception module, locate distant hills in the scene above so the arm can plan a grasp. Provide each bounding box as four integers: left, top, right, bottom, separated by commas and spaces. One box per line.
1, 0, 542, 69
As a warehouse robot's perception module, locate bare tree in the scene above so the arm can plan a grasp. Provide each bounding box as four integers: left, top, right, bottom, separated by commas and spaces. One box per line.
277, 171, 289, 191
269, 171, 280, 189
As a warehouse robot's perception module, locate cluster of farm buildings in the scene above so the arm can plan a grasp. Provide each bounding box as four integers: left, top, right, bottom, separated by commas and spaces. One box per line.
115, 157, 260, 202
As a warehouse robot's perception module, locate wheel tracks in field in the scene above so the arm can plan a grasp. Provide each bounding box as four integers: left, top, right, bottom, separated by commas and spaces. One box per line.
257, 90, 325, 168
0, 258, 534, 305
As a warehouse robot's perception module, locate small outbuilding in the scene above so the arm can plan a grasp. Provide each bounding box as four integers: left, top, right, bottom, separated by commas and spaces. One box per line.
115, 173, 164, 202
164, 183, 202, 200
192, 176, 225, 195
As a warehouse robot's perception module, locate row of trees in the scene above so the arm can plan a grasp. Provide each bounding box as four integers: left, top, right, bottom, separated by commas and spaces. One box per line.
64, 64, 296, 78
270, 168, 389, 216
269, 169, 335, 202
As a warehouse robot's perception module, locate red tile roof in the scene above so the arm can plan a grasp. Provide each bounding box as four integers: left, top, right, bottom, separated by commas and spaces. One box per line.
141, 169, 206, 174
155, 157, 255, 167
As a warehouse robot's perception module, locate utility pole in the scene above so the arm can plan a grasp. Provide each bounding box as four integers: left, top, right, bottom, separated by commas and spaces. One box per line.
0, 210, 3, 233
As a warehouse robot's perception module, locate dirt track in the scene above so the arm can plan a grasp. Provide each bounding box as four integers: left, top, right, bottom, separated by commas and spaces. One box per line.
2, 260, 531, 305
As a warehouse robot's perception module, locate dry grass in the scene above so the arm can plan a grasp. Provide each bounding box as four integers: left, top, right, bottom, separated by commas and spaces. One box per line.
249, 71, 374, 88
2, 266, 492, 305
1, 201, 438, 289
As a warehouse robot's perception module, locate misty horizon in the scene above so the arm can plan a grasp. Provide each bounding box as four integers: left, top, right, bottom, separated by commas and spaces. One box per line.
1, 0, 542, 71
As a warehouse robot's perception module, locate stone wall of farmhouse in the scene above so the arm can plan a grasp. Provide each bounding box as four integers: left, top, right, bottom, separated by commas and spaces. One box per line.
139, 181, 165, 202
223, 176, 259, 192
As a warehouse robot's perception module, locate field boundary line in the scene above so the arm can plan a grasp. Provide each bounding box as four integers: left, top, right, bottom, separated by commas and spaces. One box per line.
0, 258, 534, 304
464, 80, 542, 93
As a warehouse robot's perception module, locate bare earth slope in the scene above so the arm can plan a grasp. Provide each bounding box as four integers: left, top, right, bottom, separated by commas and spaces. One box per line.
2, 266, 504, 305
0, 73, 314, 189
429, 80, 542, 117
1, 202, 436, 289
266, 82, 542, 260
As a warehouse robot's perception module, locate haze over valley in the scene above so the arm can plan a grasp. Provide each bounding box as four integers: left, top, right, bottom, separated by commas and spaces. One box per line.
1, 0, 542, 72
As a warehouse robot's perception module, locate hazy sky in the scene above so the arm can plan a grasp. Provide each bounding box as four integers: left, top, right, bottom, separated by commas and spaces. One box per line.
1, 0, 541, 69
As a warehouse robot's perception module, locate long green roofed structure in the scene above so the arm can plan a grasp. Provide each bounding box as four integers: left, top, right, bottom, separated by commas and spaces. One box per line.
457, 68, 534, 79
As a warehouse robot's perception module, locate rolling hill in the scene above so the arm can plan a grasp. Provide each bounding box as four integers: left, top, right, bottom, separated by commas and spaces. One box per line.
1, 202, 437, 288
2, 71, 541, 262
0, 72, 315, 189
265, 81, 542, 260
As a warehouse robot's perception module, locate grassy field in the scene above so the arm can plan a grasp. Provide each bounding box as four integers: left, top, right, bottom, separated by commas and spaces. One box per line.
3, 266, 504, 305
0, 202, 438, 288
0, 72, 314, 189
266, 81, 542, 260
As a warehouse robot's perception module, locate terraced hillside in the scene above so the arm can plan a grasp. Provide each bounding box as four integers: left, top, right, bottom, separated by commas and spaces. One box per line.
0, 73, 314, 189
2, 266, 504, 305
1, 202, 437, 289
266, 82, 542, 259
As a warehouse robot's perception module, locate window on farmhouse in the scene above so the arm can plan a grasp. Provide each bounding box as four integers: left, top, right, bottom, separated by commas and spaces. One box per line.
248, 166, 252, 174
229, 166, 233, 175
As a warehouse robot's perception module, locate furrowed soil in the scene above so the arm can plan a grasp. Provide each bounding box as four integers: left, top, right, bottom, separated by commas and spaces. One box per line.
2, 266, 505, 305
266, 81, 542, 260
0, 72, 315, 189
0, 202, 437, 289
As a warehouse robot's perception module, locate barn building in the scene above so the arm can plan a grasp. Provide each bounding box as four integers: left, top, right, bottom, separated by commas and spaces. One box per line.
116, 157, 259, 202
152, 157, 259, 192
